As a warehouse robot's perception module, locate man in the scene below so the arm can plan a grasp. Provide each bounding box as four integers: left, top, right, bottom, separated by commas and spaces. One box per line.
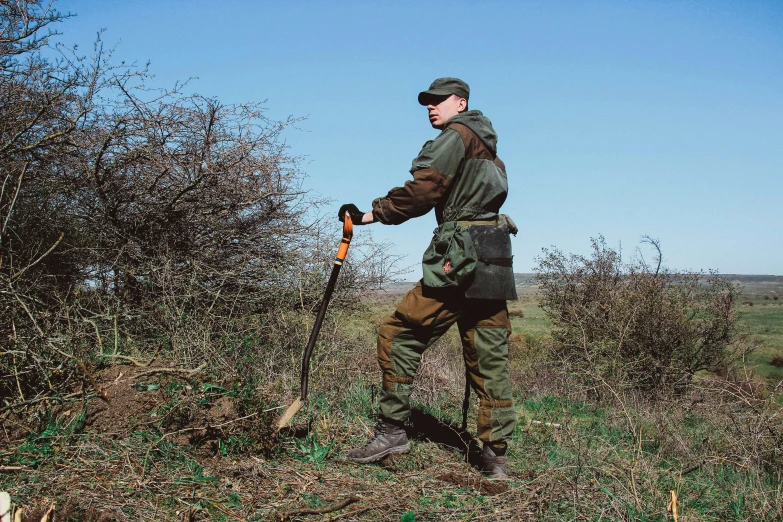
339, 78, 517, 478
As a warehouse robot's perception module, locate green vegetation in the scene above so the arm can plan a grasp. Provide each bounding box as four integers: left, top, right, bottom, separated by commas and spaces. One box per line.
739, 300, 783, 381
3, 284, 781, 520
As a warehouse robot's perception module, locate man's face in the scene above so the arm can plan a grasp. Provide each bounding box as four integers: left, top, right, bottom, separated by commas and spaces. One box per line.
425, 94, 467, 129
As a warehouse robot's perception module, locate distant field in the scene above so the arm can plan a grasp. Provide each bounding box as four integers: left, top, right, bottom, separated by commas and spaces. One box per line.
384, 274, 783, 382
733, 277, 783, 381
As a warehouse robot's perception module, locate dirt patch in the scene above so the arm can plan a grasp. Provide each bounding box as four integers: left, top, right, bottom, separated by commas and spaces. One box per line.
436, 471, 510, 495
83, 364, 170, 436
4, 362, 277, 458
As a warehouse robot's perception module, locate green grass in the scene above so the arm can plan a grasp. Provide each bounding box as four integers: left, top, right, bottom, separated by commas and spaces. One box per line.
738, 301, 783, 381
508, 288, 552, 338
5, 284, 783, 521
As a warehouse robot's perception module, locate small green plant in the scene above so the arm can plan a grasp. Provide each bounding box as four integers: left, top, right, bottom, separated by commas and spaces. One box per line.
299, 492, 324, 508
216, 435, 255, 456
400, 511, 416, 522
294, 434, 334, 463
12, 406, 87, 466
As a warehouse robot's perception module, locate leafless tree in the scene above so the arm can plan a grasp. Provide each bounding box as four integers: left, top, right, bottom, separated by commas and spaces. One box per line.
0, 0, 401, 409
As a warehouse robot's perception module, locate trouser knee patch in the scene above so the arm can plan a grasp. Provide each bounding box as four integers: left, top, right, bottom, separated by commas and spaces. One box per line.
379, 383, 413, 423
477, 400, 516, 443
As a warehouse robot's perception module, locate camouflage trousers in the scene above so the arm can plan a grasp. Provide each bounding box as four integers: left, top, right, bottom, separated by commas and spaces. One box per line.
377, 281, 516, 444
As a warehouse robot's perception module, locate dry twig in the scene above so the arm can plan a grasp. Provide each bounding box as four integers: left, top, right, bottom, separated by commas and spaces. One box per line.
277, 496, 359, 521
135, 363, 206, 379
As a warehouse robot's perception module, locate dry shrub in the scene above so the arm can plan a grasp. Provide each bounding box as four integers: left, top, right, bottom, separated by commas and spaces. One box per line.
535, 235, 745, 392
692, 375, 783, 473
508, 309, 525, 319
508, 332, 531, 360
0, 2, 403, 411
411, 333, 464, 407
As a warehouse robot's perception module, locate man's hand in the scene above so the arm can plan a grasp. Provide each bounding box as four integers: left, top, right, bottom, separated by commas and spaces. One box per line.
338, 204, 373, 225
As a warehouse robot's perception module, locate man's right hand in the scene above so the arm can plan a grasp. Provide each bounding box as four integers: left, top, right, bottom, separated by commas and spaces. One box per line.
338, 203, 367, 224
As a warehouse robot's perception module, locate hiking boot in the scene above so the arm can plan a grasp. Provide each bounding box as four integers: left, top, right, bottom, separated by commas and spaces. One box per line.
347, 419, 410, 464
481, 443, 509, 479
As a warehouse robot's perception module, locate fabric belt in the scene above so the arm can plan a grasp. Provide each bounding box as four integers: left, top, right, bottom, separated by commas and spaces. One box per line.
457, 218, 498, 228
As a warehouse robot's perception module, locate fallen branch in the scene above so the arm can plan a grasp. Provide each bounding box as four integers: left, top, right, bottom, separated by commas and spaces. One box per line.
77, 360, 110, 404
39, 502, 55, 522
328, 505, 371, 521
277, 497, 358, 521
11, 231, 65, 281
102, 347, 161, 367
161, 412, 258, 439
668, 490, 679, 521
678, 459, 705, 477
531, 420, 562, 429
0, 466, 27, 472
135, 363, 206, 379
0, 391, 97, 414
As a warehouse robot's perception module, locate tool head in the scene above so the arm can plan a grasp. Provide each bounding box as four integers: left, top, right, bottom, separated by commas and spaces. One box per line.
276, 397, 304, 431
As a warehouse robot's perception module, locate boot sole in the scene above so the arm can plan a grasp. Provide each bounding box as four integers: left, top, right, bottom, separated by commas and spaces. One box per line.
348, 442, 410, 464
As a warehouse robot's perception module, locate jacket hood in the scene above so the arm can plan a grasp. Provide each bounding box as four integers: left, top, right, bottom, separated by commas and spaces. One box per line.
446, 110, 497, 154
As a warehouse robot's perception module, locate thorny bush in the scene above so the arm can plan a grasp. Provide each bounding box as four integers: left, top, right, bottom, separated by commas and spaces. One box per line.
1, 1, 402, 410
534, 236, 745, 393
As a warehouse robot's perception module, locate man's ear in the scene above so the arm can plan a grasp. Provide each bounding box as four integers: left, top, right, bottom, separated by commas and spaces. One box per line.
458, 97, 468, 112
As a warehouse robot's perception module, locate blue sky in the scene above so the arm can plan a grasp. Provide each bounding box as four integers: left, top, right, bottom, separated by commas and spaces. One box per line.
56, 0, 783, 275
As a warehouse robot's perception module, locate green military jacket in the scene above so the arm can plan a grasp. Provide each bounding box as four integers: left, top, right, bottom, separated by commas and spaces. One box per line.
371, 110, 508, 226
372, 110, 516, 299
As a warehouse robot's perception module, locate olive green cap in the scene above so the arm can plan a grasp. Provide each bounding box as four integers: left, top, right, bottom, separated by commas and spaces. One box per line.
418, 77, 470, 105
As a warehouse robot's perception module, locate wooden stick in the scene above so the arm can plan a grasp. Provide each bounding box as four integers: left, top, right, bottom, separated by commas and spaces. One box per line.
668, 490, 679, 521
0, 491, 10, 522
678, 459, 705, 476
39, 502, 55, 522
11, 231, 64, 281
135, 363, 206, 379
0, 391, 96, 414
77, 360, 110, 404
531, 420, 562, 428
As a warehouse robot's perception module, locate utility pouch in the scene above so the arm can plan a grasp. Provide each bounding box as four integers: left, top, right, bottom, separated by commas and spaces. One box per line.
498, 214, 519, 236
464, 224, 518, 300
421, 221, 478, 289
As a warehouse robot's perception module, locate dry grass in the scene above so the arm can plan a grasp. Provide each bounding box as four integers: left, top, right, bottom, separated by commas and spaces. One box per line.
2, 294, 783, 521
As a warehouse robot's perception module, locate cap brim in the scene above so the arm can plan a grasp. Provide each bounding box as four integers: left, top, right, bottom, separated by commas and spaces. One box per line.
418, 89, 453, 105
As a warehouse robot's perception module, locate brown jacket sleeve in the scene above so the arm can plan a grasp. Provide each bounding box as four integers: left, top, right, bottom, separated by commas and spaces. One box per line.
372, 129, 465, 225
371, 167, 453, 225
